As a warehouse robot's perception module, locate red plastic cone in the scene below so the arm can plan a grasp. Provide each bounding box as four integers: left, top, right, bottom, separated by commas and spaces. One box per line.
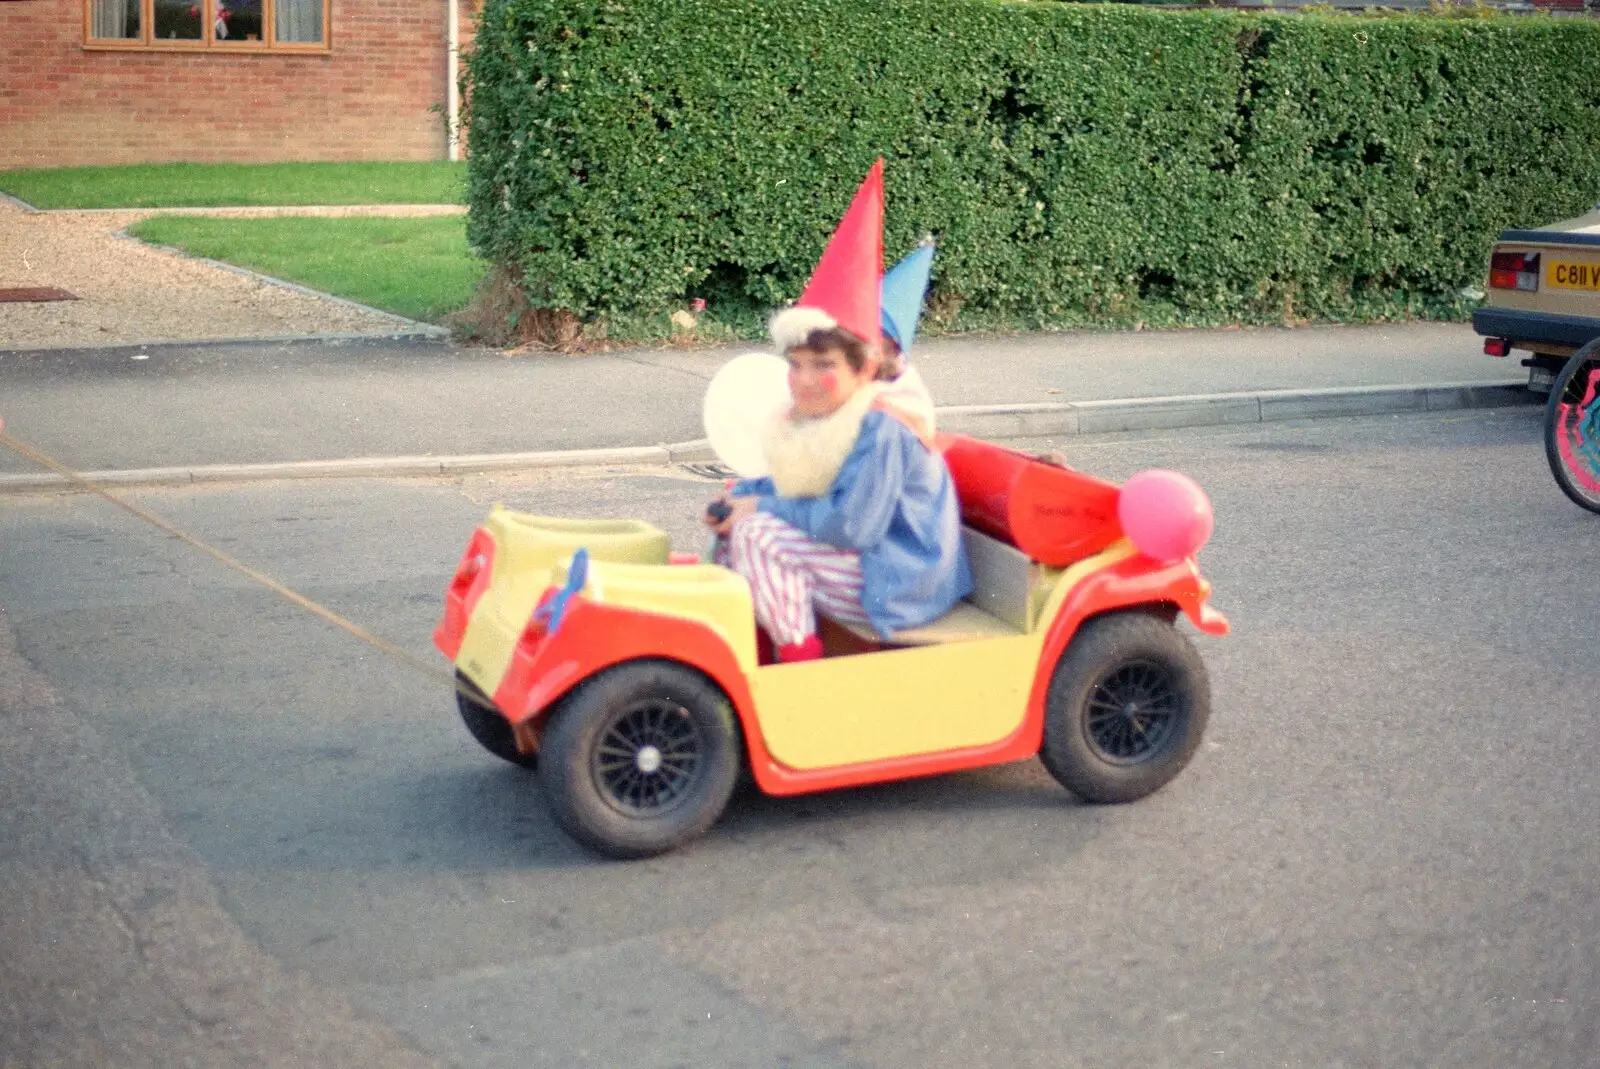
769, 158, 884, 352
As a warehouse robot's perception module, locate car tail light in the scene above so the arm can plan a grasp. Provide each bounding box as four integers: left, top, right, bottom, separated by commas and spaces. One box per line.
1483, 338, 1510, 357
1489, 252, 1539, 292
449, 530, 493, 593
435, 528, 496, 660
520, 590, 556, 643
449, 532, 494, 605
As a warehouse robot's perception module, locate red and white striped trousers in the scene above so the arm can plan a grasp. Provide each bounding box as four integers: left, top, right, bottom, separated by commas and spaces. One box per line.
721, 512, 872, 646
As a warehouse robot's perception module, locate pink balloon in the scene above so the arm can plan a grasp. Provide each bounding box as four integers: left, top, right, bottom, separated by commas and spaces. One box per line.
1117, 469, 1214, 562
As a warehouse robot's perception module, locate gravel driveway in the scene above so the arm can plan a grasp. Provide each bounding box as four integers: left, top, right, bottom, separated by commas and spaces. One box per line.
0, 201, 460, 351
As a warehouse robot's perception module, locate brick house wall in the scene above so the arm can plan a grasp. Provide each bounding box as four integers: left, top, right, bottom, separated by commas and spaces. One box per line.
0, 0, 480, 169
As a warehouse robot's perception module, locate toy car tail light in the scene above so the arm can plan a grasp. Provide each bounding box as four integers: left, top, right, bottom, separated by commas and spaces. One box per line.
1489, 252, 1539, 292
1483, 338, 1510, 357
520, 590, 556, 643
449, 531, 494, 594
434, 528, 496, 660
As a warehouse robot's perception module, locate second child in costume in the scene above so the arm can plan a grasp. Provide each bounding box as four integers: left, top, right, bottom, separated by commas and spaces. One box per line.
707, 161, 972, 663
875, 238, 938, 437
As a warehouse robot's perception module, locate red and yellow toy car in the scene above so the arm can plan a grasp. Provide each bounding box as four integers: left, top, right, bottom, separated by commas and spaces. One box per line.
434, 434, 1229, 858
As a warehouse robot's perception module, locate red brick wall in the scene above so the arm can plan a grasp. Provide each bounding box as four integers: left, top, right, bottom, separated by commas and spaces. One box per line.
0, 0, 480, 168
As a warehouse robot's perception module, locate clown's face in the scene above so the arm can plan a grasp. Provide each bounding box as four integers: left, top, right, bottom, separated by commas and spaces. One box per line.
786, 342, 877, 419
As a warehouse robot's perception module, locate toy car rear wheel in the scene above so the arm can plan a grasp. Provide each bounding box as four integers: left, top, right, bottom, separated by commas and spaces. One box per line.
456, 674, 537, 769
1543, 339, 1600, 514
1039, 611, 1210, 804
539, 660, 741, 859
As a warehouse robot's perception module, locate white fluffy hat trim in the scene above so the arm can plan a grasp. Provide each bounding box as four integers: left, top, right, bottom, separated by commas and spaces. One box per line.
768, 306, 839, 353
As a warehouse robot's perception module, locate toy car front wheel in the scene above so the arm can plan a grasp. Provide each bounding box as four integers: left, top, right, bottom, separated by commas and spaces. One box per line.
539, 660, 741, 859
1040, 611, 1210, 804
456, 674, 537, 769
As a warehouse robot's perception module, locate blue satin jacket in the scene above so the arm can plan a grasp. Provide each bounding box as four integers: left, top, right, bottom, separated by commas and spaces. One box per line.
733, 409, 973, 637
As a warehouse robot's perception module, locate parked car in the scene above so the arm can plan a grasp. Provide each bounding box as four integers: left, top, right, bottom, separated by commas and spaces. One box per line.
433, 435, 1229, 858
1474, 206, 1600, 393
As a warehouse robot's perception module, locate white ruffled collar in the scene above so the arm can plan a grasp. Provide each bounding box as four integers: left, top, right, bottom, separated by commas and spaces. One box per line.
762, 383, 883, 499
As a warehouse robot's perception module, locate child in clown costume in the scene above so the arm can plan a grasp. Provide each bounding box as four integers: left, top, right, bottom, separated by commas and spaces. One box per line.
707, 161, 972, 663
874, 238, 938, 436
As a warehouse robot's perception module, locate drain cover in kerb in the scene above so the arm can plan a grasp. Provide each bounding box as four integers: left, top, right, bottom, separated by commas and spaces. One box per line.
680, 462, 736, 481
0, 287, 79, 303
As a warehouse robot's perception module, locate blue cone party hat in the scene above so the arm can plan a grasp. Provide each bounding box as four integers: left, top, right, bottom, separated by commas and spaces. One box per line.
879, 238, 936, 354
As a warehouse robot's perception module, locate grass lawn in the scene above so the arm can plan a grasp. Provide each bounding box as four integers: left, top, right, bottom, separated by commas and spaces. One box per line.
128, 215, 483, 323
0, 161, 466, 209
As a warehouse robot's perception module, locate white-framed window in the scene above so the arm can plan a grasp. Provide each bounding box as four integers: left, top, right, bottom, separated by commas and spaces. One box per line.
86, 0, 329, 52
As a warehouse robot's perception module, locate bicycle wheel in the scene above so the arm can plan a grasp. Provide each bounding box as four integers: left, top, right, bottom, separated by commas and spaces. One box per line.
1544, 339, 1600, 514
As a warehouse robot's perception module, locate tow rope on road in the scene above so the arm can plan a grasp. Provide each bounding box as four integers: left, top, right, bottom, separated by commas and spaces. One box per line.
0, 424, 466, 696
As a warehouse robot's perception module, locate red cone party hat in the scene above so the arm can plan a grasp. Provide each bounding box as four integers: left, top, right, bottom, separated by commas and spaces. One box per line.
769, 158, 884, 352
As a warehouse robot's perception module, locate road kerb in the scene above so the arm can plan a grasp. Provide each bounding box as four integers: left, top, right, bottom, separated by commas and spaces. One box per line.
190, 457, 451, 482
435, 446, 671, 474
1424, 382, 1536, 411
934, 380, 1533, 440
1074, 394, 1263, 435
1257, 385, 1426, 423
0, 380, 1536, 495
936, 403, 1080, 440
665, 439, 720, 464
0, 449, 675, 493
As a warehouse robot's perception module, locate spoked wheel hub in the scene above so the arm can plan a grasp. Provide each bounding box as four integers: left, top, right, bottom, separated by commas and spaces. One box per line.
1084, 660, 1182, 765
1041, 613, 1210, 804
592, 699, 703, 815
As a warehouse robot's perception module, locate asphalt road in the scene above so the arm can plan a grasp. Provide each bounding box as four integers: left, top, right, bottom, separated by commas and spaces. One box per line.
2, 407, 1597, 1069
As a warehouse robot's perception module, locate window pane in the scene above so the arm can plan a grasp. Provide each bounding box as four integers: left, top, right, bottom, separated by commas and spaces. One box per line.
275, 0, 323, 43
152, 0, 204, 40
217, 0, 263, 42
89, 0, 141, 39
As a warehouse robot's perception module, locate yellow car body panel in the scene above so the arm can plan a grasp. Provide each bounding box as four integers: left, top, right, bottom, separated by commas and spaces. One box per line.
750, 636, 1040, 769
455, 509, 669, 696
546, 554, 761, 676
749, 539, 1140, 770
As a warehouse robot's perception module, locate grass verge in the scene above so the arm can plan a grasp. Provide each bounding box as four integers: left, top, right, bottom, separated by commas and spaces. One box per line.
128, 215, 484, 324
0, 161, 466, 209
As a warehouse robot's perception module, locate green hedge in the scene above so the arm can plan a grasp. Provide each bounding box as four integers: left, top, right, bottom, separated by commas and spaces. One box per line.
464, 0, 1600, 336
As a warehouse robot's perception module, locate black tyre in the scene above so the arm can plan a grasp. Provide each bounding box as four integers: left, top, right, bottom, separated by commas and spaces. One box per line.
1040, 612, 1210, 804
1543, 339, 1600, 515
456, 674, 538, 769
539, 660, 741, 859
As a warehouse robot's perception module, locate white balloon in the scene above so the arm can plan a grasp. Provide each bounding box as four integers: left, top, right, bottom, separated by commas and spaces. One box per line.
702, 352, 791, 478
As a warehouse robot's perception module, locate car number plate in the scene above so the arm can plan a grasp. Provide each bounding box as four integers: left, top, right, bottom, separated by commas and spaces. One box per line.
1547, 260, 1600, 291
